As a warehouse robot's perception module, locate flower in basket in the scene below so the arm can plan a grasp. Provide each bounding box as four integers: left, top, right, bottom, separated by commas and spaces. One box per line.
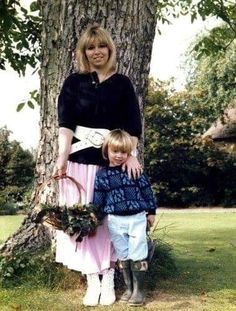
34, 202, 104, 242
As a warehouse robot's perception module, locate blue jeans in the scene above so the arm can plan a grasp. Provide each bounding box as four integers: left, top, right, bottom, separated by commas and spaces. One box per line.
107, 211, 148, 261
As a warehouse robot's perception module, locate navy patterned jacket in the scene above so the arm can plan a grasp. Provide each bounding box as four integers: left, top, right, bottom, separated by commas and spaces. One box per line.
93, 166, 157, 216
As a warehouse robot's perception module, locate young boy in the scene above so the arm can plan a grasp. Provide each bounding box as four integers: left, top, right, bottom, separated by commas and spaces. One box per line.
93, 129, 157, 306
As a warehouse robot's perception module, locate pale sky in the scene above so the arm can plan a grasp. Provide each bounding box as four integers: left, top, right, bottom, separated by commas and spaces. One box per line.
0, 15, 218, 150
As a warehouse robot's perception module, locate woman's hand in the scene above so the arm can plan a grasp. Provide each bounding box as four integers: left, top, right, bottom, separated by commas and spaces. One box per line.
53, 154, 68, 177
122, 155, 143, 179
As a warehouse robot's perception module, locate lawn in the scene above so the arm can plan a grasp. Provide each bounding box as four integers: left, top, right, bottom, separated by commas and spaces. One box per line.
0, 211, 236, 311
0, 215, 25, 245
153, 211, 236, 311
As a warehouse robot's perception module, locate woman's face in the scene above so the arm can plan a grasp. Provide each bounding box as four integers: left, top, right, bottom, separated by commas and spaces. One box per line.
85, 38, 109, 71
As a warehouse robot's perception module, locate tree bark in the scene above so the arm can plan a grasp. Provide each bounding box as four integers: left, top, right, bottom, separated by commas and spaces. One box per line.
0, 0, 158, 256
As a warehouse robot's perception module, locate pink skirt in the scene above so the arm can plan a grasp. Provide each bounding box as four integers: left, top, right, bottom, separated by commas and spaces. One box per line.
55, 162, 117, 274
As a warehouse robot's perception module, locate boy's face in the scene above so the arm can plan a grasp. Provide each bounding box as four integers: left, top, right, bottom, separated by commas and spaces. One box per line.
108, 146, 128, 167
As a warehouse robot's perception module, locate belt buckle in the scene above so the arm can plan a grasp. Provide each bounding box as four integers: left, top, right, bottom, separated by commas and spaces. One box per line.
87, 131, 105, 147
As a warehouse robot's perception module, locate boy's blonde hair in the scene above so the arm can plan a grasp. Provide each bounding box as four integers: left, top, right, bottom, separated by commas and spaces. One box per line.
102, 129, 133, 160
76, 24, 117, 74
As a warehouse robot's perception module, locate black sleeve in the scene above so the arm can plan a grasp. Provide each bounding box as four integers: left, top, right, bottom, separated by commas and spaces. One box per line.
122, 76, 142, 139
57, 74, 77, 131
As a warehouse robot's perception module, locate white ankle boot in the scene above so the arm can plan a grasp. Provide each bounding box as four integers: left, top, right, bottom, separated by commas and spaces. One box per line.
83, 273, 101, 306
100, 268, 116, 305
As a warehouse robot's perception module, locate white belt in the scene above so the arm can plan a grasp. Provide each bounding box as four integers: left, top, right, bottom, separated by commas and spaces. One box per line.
70, 125, 110, 154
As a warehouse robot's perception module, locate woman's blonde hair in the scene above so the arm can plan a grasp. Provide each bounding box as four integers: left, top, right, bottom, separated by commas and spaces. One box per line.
102, 129, 133, 160
76, 24, 117, 74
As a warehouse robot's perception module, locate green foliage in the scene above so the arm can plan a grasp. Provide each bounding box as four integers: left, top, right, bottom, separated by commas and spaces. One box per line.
156, 1, 236, 55
35, 203, 104, 242
0, 240, 176, 291
156, 0, 198, 24
17, 89, 40, 111
0, 127, 35, 212
193, 24, 235, 59
0, 0, 41, 75
186, 42, 236, 123
195, 1, 236, 56
0, 249, 74, 289
147, 239, 177, 290
156, 0, 236, 26
144, 79, 236, 207
0, 201, 18, 215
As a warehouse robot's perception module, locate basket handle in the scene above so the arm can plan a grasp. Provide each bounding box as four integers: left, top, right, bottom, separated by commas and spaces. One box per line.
53, 174, 85, 193
34, 174, 85, 206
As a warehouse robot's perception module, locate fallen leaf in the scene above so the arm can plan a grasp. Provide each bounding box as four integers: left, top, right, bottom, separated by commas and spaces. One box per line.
207, 247, 216, 252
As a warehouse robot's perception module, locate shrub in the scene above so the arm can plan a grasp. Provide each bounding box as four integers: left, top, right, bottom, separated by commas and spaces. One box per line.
0, 242, 177, 291
0, 249, 81, 289
147, 239, 177, 290
0, 201, 18, 215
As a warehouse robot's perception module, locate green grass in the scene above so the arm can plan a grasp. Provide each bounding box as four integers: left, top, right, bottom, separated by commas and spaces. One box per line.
153, 211, 236, 311
0, 212, 236, 311
0, 215, 25, 244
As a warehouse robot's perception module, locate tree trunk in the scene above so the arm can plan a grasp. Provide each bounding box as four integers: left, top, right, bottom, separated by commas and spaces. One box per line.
0, 0, 158, 256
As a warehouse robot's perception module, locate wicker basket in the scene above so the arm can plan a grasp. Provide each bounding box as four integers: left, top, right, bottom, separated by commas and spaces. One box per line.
34, 175, 103, 242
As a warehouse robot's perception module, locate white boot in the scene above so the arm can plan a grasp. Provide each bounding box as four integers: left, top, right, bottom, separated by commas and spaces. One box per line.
100, 268, 116, 305
83, 273, 101, 306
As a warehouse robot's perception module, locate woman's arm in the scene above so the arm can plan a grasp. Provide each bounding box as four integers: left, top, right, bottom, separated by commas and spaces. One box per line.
53, 127, 74, 176
122, 136, 143, 179
120, 76, 143, 179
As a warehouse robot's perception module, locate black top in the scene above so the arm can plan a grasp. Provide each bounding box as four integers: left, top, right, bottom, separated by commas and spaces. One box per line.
58, 72, 142, 165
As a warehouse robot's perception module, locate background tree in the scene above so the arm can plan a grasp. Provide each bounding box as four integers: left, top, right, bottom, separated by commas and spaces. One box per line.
144, 5, 236, 207
0, 127, 35, 213
144, 71, 236, 207
185, 41, 236, 127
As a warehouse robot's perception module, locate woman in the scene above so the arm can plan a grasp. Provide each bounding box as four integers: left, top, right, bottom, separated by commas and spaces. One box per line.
54, 24, 142, 306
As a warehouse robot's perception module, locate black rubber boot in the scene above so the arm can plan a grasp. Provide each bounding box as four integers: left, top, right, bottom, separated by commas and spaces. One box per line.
119, 260, 133, 302
128, 260, 148, 306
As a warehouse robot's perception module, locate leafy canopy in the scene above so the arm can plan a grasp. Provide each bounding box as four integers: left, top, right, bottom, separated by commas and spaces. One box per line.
185, 34, 236, 123
0, 1, 235, 75
0, 0, 41, 76
156, 0, 236, 56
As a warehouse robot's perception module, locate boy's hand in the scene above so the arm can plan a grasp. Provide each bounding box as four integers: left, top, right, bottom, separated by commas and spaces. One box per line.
147, 215, 155, 230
